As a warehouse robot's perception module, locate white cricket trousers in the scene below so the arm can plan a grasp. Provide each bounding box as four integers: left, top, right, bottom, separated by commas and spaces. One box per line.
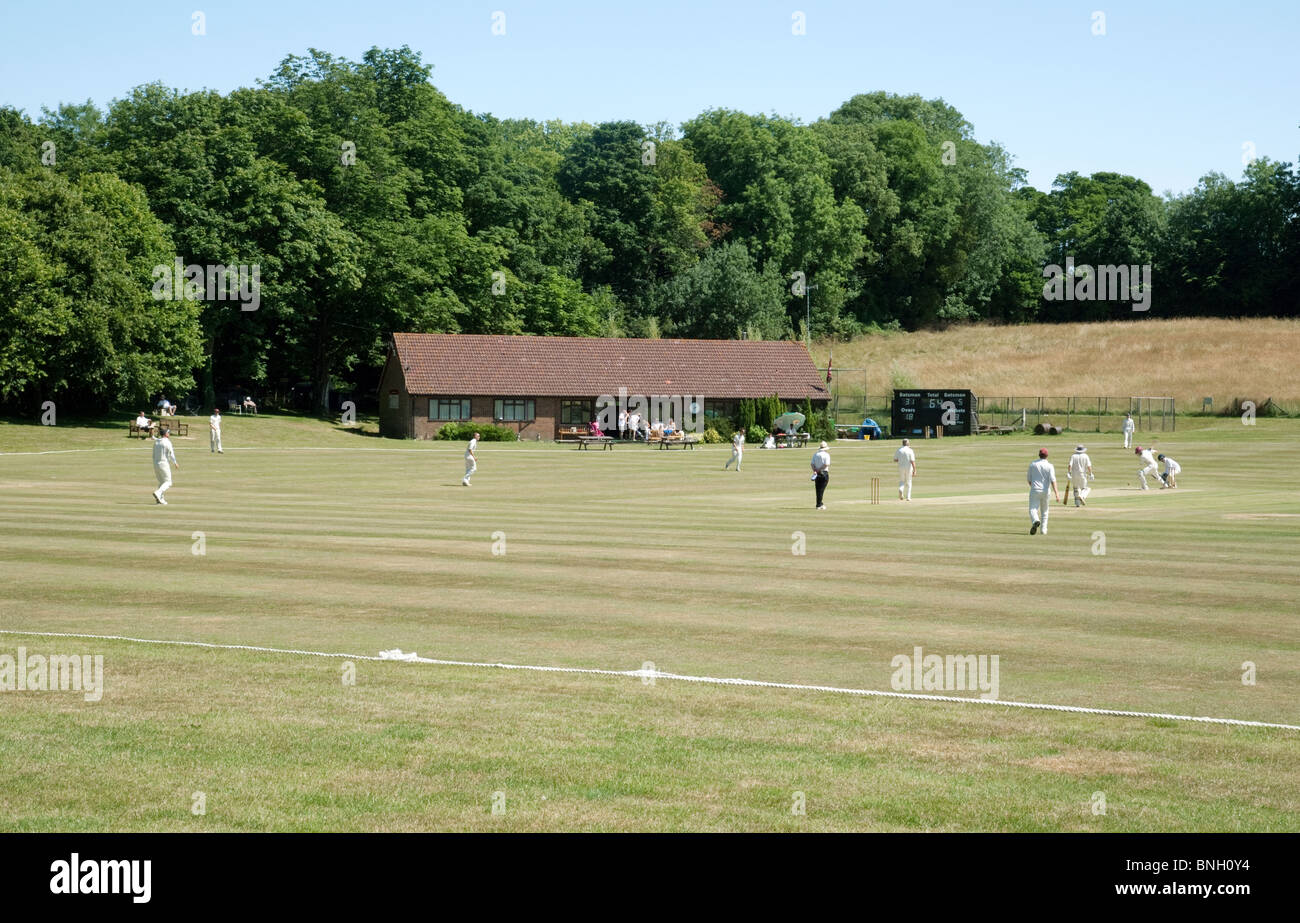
463, 458, 476, 483
1137, 463, 1158, 489
1123, 430, 1133, 448
725, 448, 742, 470
1029, 489, 1050, 530
898, 468, 913, 499
155, 463, 172, 497
210, 430, 222, 452
1070, 475, 1090, 504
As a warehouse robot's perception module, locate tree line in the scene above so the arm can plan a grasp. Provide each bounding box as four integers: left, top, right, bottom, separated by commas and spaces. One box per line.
1, 46, 1296, 413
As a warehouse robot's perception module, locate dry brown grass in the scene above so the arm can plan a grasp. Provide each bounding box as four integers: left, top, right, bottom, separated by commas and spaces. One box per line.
816, 317, 1300, 405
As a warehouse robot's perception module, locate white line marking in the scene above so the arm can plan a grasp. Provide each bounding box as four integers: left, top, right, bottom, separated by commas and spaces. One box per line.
2, 629, 1295, 731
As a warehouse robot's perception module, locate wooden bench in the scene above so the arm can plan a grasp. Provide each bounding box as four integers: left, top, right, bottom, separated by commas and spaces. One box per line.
128, 420, 188, 438
577, 436, 615, 450
557, 427, 586, 442
658, 433, 698, 450
773, 432, 810, 448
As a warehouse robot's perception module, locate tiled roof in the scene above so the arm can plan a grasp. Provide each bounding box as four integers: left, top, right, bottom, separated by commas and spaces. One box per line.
391, 333, 829, 400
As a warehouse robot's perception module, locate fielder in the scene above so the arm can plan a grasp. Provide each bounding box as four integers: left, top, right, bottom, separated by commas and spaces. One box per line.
1122, 413, 1136, 449
1158, 453, 1180, 488
893, 438, 916, 501
724, 431, 744, 470
1027, 448, 1060, 534
1066, 444, 1094, 506
462, 432, 479, 486
1135, 445, 1159, 490
209, 407, 223, 454
152, 427, 179, 505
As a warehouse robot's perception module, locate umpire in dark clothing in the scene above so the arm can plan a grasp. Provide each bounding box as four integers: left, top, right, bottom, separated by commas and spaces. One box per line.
811, 441, 830, 510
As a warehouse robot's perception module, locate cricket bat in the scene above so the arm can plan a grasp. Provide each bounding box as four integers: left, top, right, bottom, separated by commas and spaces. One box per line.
1062, 482, 1070, 505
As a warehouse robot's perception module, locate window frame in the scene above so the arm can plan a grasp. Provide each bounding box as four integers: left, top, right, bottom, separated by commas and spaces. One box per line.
494, 397, 535, 423
559, 399, 594, 426
428, 396, 472, 422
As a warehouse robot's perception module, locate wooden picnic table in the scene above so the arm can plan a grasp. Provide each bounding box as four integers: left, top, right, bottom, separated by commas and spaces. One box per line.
577, 436, 615, 450
658, 433, 698, 450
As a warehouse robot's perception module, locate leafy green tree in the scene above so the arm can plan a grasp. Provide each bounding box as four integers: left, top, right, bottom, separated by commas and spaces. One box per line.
682, 109, 865, 334
0, 167, 201, 409
646, 241, 790, 339
1159, 160, 1300, 317
1027, 171, 1165, 320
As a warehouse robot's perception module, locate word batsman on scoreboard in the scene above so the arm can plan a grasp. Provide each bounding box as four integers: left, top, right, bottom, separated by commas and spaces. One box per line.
891, 390, 974, 437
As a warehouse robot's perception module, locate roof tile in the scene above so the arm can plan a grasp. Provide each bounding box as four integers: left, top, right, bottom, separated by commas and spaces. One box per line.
392, 334, 829, 400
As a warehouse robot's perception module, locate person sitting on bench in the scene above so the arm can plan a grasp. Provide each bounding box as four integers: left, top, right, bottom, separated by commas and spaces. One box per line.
588, 419, 604, 437
242, 396, 258, 414
135, 411, 152, 432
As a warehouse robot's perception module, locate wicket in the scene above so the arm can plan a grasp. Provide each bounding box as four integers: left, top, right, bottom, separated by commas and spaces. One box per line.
870, 477, 880, 504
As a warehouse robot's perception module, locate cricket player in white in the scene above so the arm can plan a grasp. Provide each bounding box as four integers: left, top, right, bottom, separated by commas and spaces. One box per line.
462, 432, 479, 486
1066, 444, 1094, 506
893, 438, 916, 500
209, 408, 223, 453
1122, 413, 1136, 448
811, 441, 831, 509
1027, 448, 1059, 534
1158, 453, 1180, 488
724, 431, 744, 470
152, 427, 179, 504
1135, 446, 1159, 490
618, 409, 628, 440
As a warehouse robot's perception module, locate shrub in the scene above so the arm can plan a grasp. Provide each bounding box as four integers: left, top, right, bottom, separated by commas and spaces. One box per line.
738, 399, 756, 433
702, 427, 723, 444
807, 411, 836, 442
436, 422, 517, 441
746, 424, 769, 444
708, 416, 735, 440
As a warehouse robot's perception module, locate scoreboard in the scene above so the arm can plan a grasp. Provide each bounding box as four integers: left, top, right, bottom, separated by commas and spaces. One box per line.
891, 390, 974, 437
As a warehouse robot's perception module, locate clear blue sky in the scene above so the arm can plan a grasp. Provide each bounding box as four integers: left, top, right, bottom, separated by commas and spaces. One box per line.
2, 0, 1296, 195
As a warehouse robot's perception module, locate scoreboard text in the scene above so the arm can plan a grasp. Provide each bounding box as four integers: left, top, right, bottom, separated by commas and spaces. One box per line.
891, 390, 974, 437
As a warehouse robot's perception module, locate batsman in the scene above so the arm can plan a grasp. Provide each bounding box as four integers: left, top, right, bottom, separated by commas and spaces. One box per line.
1065, 444, 1094, 506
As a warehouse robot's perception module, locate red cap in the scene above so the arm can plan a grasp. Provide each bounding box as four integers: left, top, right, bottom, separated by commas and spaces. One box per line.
1039, 448, 1049, 457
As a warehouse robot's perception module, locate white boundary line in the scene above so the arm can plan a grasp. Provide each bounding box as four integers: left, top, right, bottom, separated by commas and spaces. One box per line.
2, 629, 1295, 731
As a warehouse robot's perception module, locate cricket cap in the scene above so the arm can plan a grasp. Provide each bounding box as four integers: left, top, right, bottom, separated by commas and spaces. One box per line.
1039, 448, 1049, 457
1134, 446, 1142, 453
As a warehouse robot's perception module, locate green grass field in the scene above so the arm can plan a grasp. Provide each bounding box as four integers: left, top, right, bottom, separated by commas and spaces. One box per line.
2, 414, 1298, 831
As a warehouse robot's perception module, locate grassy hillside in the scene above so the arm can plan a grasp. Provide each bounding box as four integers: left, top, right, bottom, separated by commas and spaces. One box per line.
815, 318, 1300, 409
